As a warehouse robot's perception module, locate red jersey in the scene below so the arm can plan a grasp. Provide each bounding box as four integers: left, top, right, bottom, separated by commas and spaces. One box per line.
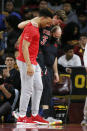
17, 23, 40, 65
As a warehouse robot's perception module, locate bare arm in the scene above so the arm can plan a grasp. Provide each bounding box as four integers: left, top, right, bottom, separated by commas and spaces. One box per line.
22, 39, 34, 76
22, 39, 31, 65
15, 35, 21, 49
18, 17, 38, 29
18, 20, 30, 29
53, 57, 59, 82
0, 84, 11, 99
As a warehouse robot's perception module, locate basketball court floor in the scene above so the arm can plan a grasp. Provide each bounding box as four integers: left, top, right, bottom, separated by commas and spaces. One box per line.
0, 123, 86, 131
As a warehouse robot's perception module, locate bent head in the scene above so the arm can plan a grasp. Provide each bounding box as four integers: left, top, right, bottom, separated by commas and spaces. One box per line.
51, 26, 62, 39
39, 9, 53, 28
40, 17, 52, 28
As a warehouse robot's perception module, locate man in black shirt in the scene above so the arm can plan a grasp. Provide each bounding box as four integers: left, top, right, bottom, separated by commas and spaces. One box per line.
0, 71, 15, 122
3, 54, 21, 110
4, 54, 21, 92
38, 25, 62, 120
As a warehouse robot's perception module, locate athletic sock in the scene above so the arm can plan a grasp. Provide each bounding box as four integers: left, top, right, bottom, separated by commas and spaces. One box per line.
43, 109, 49, 119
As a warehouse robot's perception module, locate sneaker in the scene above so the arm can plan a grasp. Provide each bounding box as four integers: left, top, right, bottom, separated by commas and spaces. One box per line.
31, 114, 49, 124
81, 119, 87, 126
45, 117, 62, 123
17, 116, 36, 124
12, 111, 19, 119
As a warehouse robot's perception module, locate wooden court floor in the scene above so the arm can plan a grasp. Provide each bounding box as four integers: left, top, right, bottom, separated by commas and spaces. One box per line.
0, 124, 86, 131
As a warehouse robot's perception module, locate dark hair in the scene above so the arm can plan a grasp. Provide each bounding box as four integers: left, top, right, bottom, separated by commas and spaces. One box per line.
61, 22, 80, 44
5, 53, 16, 61
5, 15, 21, 30
23, 8, 32, 14
64, 45, 74, 53
5, 0, 15, 7
77, 10, 87, 17
39, 8, 53, 18
80, 33, 87, 37
63, 1, 71, 5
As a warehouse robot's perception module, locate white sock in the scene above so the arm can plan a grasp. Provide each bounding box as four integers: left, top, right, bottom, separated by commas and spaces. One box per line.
19, 114, 25, 117
32, 114, 37, 117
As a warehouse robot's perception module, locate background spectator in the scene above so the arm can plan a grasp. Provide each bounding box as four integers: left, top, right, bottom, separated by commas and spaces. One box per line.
58, 45, 82, 74
74, 33, 87, 65
62, 1, 78, 24
0, 71, 15, 123
3, 0, 22, 20
77, 11, 87, 33
61, 22, 80, 48
5, 15, 22, 54
3, 54, 21, 92
47, 0, 63, 12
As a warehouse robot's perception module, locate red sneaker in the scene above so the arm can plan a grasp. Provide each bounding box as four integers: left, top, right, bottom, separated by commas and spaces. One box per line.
31, 115, 49, 124
17, 116, 36, 124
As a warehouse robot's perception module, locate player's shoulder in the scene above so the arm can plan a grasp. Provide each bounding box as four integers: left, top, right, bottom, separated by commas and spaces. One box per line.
24, 22, 34, 32
26, 22, 32, 27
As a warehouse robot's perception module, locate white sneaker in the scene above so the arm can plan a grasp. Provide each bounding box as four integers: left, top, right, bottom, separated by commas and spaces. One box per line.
45, 117, 62, 123
81, 119, 87, 126
12, 111, 19, 119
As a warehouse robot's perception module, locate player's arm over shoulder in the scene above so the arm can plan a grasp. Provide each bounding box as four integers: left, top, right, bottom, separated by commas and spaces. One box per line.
18, 17, 38, 29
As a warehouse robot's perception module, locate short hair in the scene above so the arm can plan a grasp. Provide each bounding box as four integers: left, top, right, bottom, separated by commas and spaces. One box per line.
63, 1, 71, 5
39, 8, 53, 18
5, 0, 15, 6
54, 10, 67, 21
80, 33, 87, 37
64, 45, 74, 53
5, 15, 21, 30
5, 53, 16, 61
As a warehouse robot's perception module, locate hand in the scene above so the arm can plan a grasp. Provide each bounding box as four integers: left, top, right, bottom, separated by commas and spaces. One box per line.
0, 84, 4, 90
3, 68, 10, 78
27, 65, 34, 76
85, 68, 87, 73
66, 68, 72, 74
53, 73, 59, 83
